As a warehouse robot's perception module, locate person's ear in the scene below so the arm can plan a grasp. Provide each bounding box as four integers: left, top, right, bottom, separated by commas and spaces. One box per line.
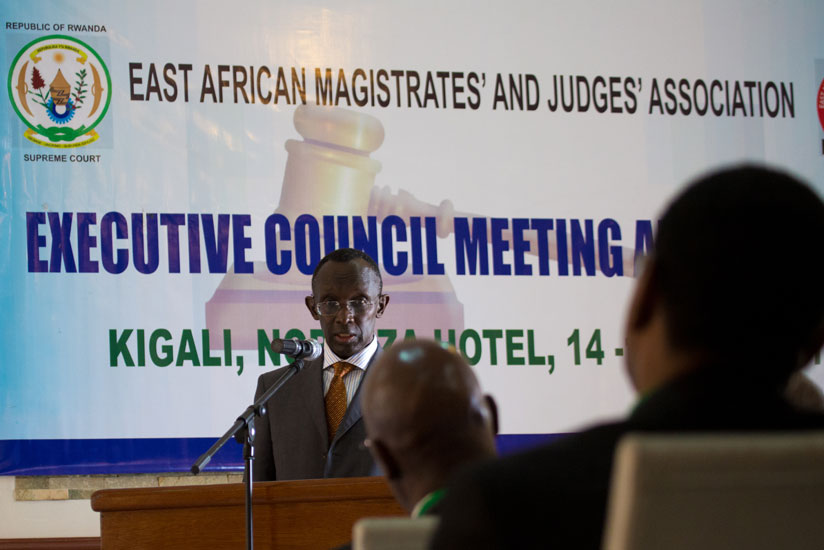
482, 395, 499, 436
305, 296, 320, 321
376, 294, 390, 318
626, 257, 660, 333
367, 438, 401, 479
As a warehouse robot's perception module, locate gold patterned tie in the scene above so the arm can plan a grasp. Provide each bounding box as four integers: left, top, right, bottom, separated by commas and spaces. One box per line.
325, 361, 355, 443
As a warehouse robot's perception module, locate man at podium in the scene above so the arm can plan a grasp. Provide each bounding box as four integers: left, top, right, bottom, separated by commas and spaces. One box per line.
252, 248, 390, 481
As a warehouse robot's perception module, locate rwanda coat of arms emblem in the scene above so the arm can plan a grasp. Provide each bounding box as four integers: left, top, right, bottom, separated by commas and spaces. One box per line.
8, 34, 111, 148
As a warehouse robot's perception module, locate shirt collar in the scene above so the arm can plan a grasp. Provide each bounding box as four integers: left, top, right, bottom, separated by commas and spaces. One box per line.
323, 335, 378, 371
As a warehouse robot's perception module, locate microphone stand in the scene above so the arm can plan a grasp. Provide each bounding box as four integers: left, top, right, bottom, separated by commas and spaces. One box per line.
191, 358, 306, 550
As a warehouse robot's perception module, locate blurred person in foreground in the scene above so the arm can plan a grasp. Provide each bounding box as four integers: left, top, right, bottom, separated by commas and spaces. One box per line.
362, 339, 498, 516
430, 165, 824, 549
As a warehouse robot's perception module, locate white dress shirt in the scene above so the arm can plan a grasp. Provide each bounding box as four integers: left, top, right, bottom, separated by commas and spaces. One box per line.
322, 335, 378, 406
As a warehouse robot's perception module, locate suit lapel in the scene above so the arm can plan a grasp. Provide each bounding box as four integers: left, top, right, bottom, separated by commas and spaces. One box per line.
331, 347, 380, 444
293, 356, 327, 444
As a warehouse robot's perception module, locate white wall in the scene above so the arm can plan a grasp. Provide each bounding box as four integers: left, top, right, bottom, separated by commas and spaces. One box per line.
0, 477, 100, 539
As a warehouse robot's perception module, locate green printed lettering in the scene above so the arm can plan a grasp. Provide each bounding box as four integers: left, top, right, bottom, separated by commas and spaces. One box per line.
109, 329, 134, 367
506, 329, 525, 365
202, 330, 221, 366
459, 329, 482, 365
176, 329, 200, 366
150, 329, 174, 367
567, 329, 581, 365
137, 329, 145, 366
284, 328, 305, 340
586, 329, 604, 365
223, 330, 232, 366
257, 329, 281, 366
527, 330, 546, 365
482, 329, 503, 365
378, 329, 397, 349
404, 329, 416, 340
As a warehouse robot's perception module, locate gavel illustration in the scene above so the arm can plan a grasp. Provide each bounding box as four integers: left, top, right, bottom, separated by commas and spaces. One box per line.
206, 105, 634, 349
279, 105, 634, 273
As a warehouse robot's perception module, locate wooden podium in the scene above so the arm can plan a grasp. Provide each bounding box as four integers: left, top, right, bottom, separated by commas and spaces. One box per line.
91, 476, 405, 550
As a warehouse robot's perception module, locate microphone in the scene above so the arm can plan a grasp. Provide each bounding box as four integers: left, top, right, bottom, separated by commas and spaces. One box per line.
270, 337, 322, 360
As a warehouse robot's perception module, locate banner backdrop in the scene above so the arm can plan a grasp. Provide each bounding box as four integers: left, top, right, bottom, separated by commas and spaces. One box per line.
2, 0, 824, 474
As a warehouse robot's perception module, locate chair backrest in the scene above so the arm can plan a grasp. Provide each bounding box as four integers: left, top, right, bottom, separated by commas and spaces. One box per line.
602, 431, 824, 550
352, 516, 439, 550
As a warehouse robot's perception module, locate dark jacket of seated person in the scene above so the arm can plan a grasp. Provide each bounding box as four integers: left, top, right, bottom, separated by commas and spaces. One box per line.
430, 165, 824, 549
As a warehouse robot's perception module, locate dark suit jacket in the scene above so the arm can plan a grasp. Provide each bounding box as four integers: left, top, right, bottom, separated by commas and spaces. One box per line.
430, 367, 824, 549
252, 351, 377, 481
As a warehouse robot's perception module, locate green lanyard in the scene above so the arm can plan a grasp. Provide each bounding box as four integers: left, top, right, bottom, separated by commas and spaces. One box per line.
413, 488, 447, 517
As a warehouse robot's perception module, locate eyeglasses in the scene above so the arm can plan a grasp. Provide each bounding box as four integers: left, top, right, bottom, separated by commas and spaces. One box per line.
314, 297, 379, 316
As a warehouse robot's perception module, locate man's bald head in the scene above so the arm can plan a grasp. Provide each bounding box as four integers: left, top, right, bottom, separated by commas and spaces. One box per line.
362, 340, 497, 512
